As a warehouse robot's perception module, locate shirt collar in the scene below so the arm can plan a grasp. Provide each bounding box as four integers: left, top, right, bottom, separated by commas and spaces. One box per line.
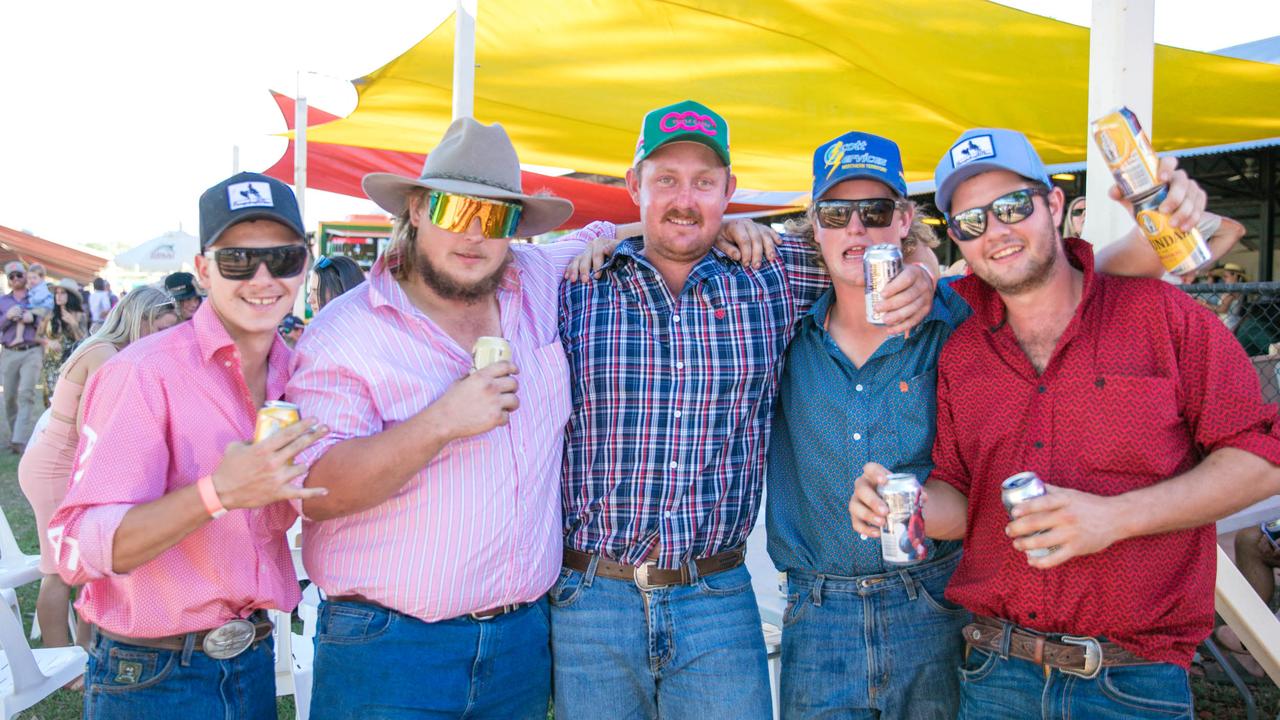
950, 236, 1096, 332
191, 299, 292, 377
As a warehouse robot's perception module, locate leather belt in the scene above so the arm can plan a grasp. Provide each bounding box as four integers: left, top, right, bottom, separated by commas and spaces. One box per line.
562, 547, 745, 591
97, 615, 272, 656
963, 615, 1153, 680
5, 343, 39, 351
327, 593, 530, 622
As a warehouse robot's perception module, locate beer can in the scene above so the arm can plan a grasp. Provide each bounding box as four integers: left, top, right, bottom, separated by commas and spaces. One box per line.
254, 401, 300, 444
1261, 518, 1280, 551
878, 472, 928, 566
1091, 107, 1163, 200
471, 336, 511, 371
1001, 472, 1052, 559
1132, 187, 1212, 276
863, 244, 903, 326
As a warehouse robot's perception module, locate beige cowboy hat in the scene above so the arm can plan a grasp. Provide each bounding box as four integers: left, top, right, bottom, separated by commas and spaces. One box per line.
362, 117, 574, 237
1219, 262, 1249, 281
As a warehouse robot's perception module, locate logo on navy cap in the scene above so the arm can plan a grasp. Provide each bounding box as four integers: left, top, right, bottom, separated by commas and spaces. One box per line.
950, 135, 995, 168
227, 181, 274, 210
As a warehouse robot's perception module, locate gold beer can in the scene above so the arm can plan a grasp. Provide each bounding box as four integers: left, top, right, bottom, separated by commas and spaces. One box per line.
1092, 107, 1163, 200
254, 401, 300, 443
1132, 187, 1211, 276
472, 336, 512, 371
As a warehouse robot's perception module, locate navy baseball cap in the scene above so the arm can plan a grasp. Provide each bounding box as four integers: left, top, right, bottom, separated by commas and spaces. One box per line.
199, 172, 305, 249
812, 131, 908, 200
933, 128, 1053, 216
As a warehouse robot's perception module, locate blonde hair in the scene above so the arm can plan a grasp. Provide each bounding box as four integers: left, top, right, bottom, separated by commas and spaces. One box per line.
61, 285, 176, 370
784, 198, 939, 268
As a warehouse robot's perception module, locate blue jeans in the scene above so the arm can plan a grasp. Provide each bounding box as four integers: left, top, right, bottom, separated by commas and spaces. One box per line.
309, 597, 550, 720
957, 644, 1193, 719
549, 561, 771, 720
780, 550, 969, 720
83, 626, 275, 720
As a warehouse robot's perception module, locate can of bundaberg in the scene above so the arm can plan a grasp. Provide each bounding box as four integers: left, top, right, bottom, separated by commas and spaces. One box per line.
1261, 518, 1280, 552
1131, 187, 1211, 276
1091, 107, 1162, 200
254, 401, 300, 443
471, 336, 512, 371
864, 244, 903, 325
1001, 471, 1053, 559
878, 472, 928, 566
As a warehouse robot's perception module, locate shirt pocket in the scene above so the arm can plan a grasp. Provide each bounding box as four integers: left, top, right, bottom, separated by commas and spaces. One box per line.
523, 340, 572, 430
893, 369, 938, 460
1078, 375, 1186, 479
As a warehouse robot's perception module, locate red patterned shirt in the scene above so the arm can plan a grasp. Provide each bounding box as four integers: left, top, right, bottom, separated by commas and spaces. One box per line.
933, 237, 1280, 666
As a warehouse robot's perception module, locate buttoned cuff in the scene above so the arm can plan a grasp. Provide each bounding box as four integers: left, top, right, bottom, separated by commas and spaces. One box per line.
72, 503, 133, 579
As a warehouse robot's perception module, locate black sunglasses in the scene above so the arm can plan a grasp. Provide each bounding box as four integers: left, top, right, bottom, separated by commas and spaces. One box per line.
947, 187, 1049, 242
813, 198, 901, 230
7, 272, 24, 280
205, 246, 309, 280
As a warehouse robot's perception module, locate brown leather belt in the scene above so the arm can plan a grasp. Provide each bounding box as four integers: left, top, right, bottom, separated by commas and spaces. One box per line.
963, 615, 1153, 679
5, 343, 39, 352
327, 593, 529, 621
97, 618, 273, 653
562, 547, 745, 590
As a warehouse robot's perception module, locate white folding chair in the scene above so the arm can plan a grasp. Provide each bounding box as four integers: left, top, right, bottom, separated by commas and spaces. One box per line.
0, 578, 85, 719
28, 603, 76, 644
290, 584, 322, 720
762, 623, 782, 720
272, 609, 295, 697
0, 509, 40, 590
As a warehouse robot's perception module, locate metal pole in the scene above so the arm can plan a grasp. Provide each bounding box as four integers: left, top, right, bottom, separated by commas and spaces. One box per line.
452, 0, 477, 120
1082, 0, 1154, 250
295, 71, 308, 224
1264, 149, 1276, 282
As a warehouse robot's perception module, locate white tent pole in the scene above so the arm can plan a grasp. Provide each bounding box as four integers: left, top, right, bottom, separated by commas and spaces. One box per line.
453, 0, 477, 120
1082, 0, 1154, 250
295, 71, 308, 224
232, 145, 240, 174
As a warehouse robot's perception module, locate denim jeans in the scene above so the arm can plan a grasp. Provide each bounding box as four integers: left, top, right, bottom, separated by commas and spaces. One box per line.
310, 597, 550, 720
549, 561, 772, 720
780, 549, 969, 720
957, 644, 1193, 719
83, 627, 275, 720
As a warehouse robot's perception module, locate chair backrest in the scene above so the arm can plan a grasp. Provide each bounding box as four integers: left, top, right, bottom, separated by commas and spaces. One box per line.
0, 508, 25, 564
0, 584, 48, 693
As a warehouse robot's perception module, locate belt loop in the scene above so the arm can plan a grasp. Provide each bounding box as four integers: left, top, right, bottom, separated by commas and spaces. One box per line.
812, 575, 825, 607
687, 554, 701, 583
179, 632, 196, 667
899, 569, 918, 601
583, 551, 599, 587
998, 621, 1014, 660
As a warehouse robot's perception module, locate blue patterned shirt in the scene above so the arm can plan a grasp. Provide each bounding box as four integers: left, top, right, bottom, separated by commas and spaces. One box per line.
766, 278, 970, 577
559, 233, 827, 569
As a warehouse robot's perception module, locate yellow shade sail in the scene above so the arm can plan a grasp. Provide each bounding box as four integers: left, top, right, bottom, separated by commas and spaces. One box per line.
304, 0, 1280, 192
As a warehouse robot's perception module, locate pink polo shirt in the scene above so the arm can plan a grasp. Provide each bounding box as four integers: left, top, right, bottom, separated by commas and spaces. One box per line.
288, 239, 583, 622
50, 302, 301, 637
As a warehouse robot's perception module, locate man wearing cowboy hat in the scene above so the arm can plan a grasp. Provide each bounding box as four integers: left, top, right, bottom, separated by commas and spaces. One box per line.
288, 117, 604, 718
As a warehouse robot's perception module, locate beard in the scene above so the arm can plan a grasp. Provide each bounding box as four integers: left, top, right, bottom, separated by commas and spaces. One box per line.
973, 217, 1060, 296
416, 249, 512, 303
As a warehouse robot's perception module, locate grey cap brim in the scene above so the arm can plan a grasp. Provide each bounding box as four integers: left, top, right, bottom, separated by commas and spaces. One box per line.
205, 211, 306, 248
362, 173, 574, 237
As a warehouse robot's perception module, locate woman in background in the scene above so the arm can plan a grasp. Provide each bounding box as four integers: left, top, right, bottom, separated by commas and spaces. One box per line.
41, 281, 86, 398
308, 255, 366, 312
18, 286, 178, 649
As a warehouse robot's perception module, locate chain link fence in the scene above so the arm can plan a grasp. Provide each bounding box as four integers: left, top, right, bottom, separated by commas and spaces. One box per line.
1182, 281, 1280, 406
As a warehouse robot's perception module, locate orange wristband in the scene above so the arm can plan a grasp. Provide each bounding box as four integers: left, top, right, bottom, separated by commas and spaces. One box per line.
196, 475, 228, 519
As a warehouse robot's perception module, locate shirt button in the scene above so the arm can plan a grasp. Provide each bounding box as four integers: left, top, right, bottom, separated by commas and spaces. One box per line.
224, 361, 232, 368
673, 410, 682, 418
1037, 385, 1046, 393
664, 511, 673, 519
672, 315, 681, 323
675, 362, 684, 370
1033, 441, 1044, 449
853, 433, 863, 441
855, 384, 864, 392
669, 461, 678, 469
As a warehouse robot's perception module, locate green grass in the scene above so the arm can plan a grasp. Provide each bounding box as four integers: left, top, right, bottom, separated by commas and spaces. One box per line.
0, 450, 1273, 719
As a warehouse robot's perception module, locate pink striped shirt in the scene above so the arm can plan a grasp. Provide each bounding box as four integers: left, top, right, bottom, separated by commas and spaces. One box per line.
49, 302, 301, 637
288, 239, 583, 621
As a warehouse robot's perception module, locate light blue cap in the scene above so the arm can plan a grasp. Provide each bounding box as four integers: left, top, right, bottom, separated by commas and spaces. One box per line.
933, 128, 1053, 216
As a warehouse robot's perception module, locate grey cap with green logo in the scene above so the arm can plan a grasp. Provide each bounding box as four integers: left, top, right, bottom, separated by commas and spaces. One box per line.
633, 100, 731, 167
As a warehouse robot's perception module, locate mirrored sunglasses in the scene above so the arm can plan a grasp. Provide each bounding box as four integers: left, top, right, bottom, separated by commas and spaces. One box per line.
948, 187, 1049, 242
205, 245, 309, 280
427, 190, 523, 238
813, 198, 901, 230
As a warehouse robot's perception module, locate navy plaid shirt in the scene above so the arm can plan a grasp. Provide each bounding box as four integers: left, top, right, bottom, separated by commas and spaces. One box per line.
559, 232, 827, 569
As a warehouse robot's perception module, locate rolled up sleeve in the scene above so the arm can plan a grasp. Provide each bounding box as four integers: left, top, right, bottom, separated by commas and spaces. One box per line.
49, 361, 171, 584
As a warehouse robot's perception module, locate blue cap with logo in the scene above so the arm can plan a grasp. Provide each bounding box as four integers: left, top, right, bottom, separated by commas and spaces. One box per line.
812, 131, 907, 201
199, 172, 305, 249
933, 128, 1053, 216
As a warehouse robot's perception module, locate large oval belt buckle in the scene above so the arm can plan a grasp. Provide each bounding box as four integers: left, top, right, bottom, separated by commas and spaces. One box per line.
202, 619, 257, 660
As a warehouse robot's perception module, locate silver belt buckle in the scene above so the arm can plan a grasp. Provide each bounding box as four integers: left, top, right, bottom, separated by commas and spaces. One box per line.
633, 561, 667, 592
202, 619, 257, 660
1060, 635, 1103, 679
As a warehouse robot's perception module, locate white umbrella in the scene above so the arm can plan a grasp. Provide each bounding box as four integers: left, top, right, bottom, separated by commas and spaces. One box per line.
113, 230, 199, 273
